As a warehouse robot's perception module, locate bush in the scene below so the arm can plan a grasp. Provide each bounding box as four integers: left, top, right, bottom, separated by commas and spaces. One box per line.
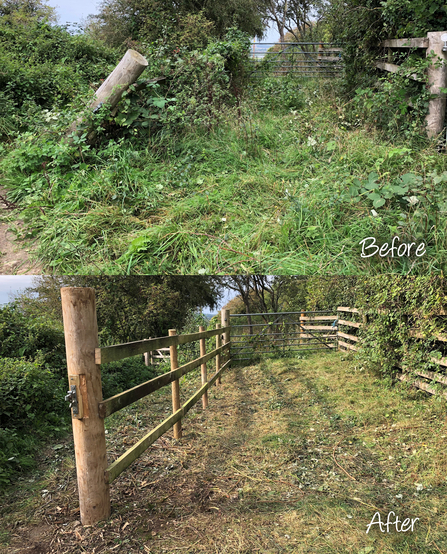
0, 17, 117, 139
101, 357, 159, 399
0, 357, 66, 429
0, 304, 66, 375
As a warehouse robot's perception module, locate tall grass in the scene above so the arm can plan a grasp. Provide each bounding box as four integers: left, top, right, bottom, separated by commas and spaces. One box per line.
1, 77, 447, 273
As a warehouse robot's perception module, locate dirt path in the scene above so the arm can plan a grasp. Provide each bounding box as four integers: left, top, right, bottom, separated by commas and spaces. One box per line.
1, 352, 447, 553
0, 187, 42, 274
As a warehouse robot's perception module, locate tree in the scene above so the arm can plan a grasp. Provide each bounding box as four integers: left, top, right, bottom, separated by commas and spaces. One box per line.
87, 0, 266, 48
15, 276, 221, 345
263, 0, 328, 43
0, 0, 56, 22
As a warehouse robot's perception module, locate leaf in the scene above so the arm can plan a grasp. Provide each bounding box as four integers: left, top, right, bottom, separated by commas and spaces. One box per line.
152, 98, 167, 108
373, 197, 386, 208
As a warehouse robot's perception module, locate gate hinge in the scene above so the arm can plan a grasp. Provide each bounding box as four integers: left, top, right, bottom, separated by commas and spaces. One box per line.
65, 375, 84, 419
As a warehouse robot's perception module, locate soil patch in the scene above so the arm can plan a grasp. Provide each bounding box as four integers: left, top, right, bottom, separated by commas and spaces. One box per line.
0, 187, 41, 274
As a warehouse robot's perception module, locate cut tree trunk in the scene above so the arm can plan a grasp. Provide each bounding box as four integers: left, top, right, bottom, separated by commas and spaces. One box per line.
66, 49, 148, 142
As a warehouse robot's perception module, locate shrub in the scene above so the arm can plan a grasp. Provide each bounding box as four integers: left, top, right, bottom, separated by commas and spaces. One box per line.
101, 357, 159, 399
0, 357, 66, 429
0, 304, 66, 375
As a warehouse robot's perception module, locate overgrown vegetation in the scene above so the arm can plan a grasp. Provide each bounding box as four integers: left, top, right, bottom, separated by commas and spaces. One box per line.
1, 0, 447, 272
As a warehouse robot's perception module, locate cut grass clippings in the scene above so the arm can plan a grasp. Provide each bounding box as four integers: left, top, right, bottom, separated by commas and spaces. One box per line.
1, 351, 447, 553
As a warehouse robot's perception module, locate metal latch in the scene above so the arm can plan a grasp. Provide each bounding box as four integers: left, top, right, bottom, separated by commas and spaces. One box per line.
65, 375, 84, 419
65, 385, 79, 414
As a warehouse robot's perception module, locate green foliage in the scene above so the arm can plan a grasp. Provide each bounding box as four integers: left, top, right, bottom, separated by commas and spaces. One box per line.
350, 53, 435, 140
249, 76, 305, 112
0, 358, 68, 485
0, 304, 66, 374
87, 0, 264, 47
0, 357, 65, 428
101, 357, 158, 398
0, 16, 117, 139
328, 0, 447, 135
355, 276, 447, 379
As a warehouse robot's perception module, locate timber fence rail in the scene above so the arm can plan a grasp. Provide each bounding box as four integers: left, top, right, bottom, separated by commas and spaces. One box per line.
375, 31, 447, 137
61, 286, 231, 526
336, 305, 447, 399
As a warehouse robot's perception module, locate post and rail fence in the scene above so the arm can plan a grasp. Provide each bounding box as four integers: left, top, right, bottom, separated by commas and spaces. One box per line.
61, 293, 446, 527
61, 287, 231, 525
375, 31, 447, 138
336, 306, 447, 399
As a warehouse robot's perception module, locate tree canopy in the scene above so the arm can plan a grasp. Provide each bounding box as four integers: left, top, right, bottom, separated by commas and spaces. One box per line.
15, 276, 221, 345
87, 0, 266, 48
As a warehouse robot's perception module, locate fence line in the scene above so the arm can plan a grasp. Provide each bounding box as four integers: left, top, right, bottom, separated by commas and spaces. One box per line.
61, 286, 231, 526
375, 31, 447, 137
336, 306, 447, 398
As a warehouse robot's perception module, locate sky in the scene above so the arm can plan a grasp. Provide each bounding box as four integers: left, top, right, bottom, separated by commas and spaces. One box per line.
0, 276, 236, 313
0, 276, 36, 305
51, 0, 280, 42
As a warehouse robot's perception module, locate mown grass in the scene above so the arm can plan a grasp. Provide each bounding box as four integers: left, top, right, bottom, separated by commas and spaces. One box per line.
1, 351, 447, 553
1, 77, 447, 274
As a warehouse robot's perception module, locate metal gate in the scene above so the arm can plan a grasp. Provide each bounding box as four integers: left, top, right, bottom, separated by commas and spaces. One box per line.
249, 42, 343, 78
230, 310, 338, 363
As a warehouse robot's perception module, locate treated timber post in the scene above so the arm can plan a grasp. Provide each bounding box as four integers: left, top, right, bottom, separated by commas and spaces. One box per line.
169, 329, 182, 439
215, 323, 221, 384
66, 49, 148, 141
199, 326, 208, 408
426, 32, 447, 138
60, 287, 110, 526
221, 309, 230, 383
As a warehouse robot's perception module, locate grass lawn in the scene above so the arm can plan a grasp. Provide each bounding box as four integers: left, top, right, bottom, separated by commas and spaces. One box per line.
1, 78, 447, 274
1, 350, 446, 553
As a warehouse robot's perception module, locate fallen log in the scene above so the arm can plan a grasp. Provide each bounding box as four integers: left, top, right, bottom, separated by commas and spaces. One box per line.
66, 49, 149, 141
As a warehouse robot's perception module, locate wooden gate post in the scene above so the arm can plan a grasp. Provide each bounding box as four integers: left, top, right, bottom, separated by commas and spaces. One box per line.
215, 323, 221, 385
169, 329, 182, 439
221, 309, 230, 382
60, 287, 110, 526
427, 32, 447, 138
199, 326, 209, 408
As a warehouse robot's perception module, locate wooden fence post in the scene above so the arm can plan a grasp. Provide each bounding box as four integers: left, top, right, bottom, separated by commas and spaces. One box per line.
66, 49, 148, 141
60, 287, 110, 526
427, 32, 447, 138
199, 326, 208, 408
221, 309, 230, 382
169, 329, 182, 439
215, 323, 221, 384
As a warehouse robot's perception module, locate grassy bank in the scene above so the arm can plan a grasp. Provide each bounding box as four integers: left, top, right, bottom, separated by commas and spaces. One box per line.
1, 351, 446, 552
1, 78, 447, 274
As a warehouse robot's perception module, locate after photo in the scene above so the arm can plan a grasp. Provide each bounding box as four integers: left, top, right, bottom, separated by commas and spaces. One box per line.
0, 275, 447, 553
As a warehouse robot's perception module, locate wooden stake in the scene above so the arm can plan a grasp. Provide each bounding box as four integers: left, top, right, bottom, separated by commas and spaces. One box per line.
61, 287, 110, 526
66, 49, 148, 141
199, 326, 208, 408
221, 309, 230, 382
215, 323, 221, 385
426, 32, 447, 138
169, 329, 182, 439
